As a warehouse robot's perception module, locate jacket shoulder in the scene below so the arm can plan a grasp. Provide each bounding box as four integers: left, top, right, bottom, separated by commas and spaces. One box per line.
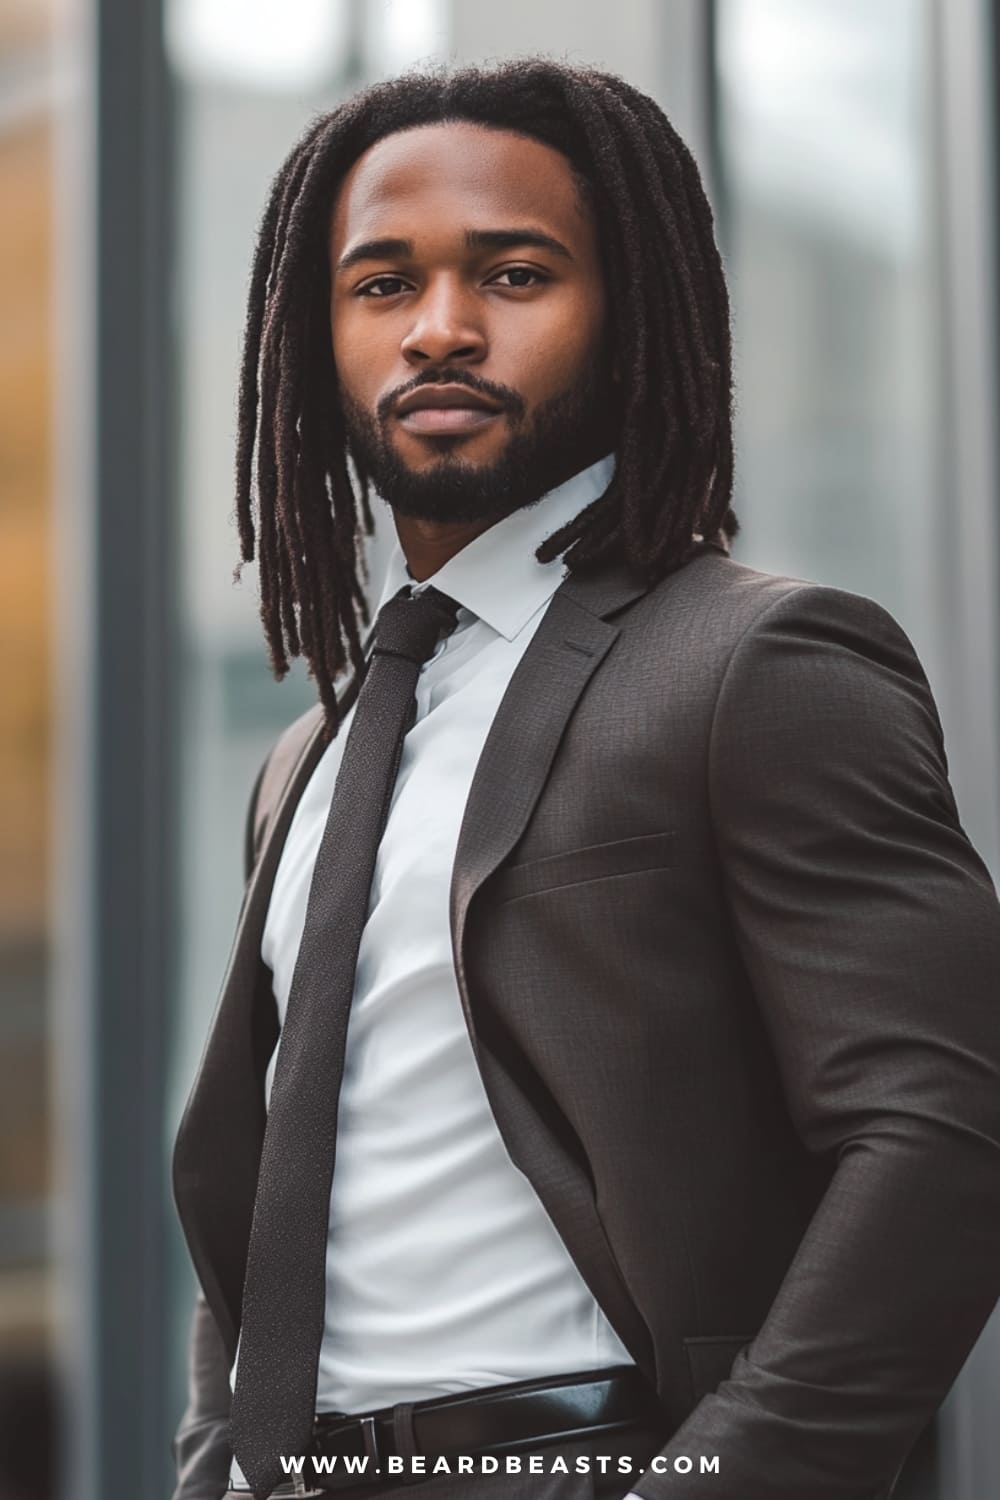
243, 701, 325, 882
643, 548, 901, 655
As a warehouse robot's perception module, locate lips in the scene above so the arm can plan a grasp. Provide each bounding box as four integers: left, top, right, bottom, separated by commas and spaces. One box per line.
395, 383, 503, 436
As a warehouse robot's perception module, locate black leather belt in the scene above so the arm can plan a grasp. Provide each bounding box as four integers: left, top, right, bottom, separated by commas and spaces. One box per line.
306, 1364, 662, 1491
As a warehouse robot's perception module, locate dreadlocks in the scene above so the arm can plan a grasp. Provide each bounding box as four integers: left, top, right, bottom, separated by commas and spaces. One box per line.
233, 57, 739, 740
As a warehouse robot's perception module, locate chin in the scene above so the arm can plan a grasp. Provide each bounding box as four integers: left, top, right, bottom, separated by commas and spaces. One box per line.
394, 424, 505, 461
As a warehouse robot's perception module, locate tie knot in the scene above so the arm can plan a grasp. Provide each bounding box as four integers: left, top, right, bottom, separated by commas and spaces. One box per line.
371, 584, 461, 668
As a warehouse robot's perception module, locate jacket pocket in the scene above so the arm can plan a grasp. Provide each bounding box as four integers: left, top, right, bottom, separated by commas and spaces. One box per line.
493, 830, 678, 903
682, 1333, 756, 1406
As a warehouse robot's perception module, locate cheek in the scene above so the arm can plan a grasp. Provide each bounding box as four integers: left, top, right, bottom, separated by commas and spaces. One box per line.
330, 304, 385, 403
494, 281, 607, 392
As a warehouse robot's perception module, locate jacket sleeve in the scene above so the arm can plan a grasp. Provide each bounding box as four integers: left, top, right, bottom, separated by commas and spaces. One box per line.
169, 1291, 234, 1500
170, 755, 270, 1500
634, 583, 1000, 1500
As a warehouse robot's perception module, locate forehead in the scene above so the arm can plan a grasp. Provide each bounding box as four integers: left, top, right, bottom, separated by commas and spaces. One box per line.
329, 120, 593, 251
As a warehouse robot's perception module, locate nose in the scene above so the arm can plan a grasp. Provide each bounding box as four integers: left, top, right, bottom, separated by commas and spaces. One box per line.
399, 276, 487, 367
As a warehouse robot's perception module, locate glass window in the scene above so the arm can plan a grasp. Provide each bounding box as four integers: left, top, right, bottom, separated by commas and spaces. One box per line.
715, 0, 941, 627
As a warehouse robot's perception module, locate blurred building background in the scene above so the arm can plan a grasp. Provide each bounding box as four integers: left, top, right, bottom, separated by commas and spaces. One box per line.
0, 1, 997, 1497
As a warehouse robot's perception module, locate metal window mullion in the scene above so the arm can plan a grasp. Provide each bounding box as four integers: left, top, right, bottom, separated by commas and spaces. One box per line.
59, 1, 180, 1498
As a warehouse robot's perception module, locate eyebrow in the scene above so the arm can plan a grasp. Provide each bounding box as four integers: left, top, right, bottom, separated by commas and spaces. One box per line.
335, 227, 574, 273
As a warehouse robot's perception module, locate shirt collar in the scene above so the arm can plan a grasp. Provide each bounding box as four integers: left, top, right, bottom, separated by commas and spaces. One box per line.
373, 451, 617, 642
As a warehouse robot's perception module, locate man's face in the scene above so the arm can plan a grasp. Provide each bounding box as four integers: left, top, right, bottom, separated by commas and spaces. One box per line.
328, 120, 618, 525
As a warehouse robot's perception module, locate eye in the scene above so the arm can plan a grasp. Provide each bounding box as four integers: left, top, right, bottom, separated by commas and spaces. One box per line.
490, 266, 547, 288
356, 275, 411, 298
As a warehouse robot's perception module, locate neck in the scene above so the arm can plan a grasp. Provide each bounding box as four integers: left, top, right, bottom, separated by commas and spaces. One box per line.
393, 513, 499, 583
391, 443, 614, 581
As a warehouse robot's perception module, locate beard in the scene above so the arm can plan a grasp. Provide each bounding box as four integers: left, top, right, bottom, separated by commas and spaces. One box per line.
338, 357, 619, 526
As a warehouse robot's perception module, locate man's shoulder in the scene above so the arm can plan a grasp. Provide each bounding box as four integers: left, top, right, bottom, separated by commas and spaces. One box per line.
244, 699, 326, 879
265, 699, 326, 774
638, 548, 897, 656
646, 547, 813, 619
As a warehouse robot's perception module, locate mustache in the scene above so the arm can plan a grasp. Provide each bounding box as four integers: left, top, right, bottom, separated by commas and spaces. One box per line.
377, 369, 526, 423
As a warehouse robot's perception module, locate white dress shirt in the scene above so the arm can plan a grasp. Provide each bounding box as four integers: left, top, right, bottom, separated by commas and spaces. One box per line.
229, 452, 638, 1491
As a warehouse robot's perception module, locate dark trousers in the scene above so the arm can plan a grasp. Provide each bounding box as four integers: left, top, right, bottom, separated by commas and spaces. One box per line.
223, 1422, 664, 1500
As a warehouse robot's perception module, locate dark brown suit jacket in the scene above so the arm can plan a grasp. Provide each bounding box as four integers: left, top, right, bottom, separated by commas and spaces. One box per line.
171, 546, 1000, 1499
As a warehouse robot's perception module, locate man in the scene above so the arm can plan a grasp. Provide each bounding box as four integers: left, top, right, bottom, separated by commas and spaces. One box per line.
171, 58, 1000, 1500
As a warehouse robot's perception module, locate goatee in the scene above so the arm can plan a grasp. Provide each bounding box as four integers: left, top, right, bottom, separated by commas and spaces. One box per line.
339, 361, 618, 526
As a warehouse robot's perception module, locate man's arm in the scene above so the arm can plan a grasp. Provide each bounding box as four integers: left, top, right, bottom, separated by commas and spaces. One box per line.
170, 1292, 235, 1500
171, 755, 270, 1499
633, 583, 1000, 1500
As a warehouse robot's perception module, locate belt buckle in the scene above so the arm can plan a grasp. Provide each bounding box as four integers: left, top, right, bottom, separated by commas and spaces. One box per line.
315, 1411, 386, 1491
359, 1414, 382, 1473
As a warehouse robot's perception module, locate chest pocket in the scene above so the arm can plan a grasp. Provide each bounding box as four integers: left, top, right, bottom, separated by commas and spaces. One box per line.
492, 830, 678, 903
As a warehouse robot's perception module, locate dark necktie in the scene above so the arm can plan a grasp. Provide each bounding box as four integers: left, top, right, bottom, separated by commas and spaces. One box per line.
230, 583, 462, 1499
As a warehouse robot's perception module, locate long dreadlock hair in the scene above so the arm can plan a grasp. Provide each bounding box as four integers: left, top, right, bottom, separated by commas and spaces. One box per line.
233, 57, 739, 740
